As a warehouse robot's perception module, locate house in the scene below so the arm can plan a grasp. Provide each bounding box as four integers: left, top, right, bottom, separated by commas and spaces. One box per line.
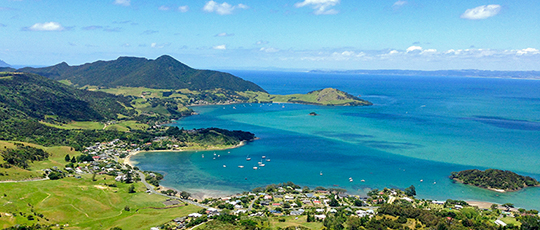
264, 195, 272, 200
188, 213, 202, 218
290, 209, 305, 215
284, 195, 294, 200
316, 208, 325, 213
206, 208, 219, 214
313, 200, 321, 205
329, 209, 337, 213
432, 200, 445, 205
314, 214, 326, 220
454, 205, 463, 209
356, 210, 368, 217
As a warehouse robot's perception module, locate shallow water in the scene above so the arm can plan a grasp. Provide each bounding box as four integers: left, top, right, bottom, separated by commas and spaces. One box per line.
132, 72, 540, 209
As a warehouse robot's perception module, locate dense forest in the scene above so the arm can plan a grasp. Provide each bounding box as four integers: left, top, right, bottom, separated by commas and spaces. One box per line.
450, 169, 540, 191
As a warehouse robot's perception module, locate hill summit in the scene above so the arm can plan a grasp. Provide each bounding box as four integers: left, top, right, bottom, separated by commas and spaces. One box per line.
18, 55, 266, 92
0, 59, 10, 68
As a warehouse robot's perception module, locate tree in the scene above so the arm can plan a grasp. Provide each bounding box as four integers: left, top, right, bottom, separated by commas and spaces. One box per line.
180, 191, 191, 199
491, 204, 499, 210
503, 203, 514, 211
64, 154, 71, 162
405, 185, 416, 196
128, 184, 135, 193
70, 156, 76, 163
329, 197, 340, 207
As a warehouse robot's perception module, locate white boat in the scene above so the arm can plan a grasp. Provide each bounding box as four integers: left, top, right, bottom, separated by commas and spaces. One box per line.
253, 166, 258, 170
223, 165, 226, 167
360, 179, 365, 182
262, 156, 266, 159
320, 171, 323, 176
266, 159, 271, 162
202, 154, 204, 158
349, 177, 353, 182
238, 165, 244, 168
246, 157, 251, 161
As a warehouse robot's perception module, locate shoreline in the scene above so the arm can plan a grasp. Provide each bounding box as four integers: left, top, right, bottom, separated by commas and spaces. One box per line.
124, 140, 249, 168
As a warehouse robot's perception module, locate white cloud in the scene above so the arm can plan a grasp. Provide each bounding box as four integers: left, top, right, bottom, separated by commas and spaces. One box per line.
515, 48, 540, 56
215, 32, 234, 37
213, 45, 227, 50
256, 40, 269, 45
27, 22, 65, 31
203, 1, 248, 15
421, 49, 437, 55
114, 0, 130, 6
295, 0, 340, 15
393, 0, 407, 7
389, 50, 400, 55
150, 43, 171, 48
159, 6, 170, 11
406, 46, 422, 52
461, 5, 501, 20
260, 47, 279, 53
178, 5, 189, 12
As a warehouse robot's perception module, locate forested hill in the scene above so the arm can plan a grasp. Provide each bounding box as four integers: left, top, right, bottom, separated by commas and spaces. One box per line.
451, 169, 540, 192
18, 55, 267, 92
0, 72, 134, 122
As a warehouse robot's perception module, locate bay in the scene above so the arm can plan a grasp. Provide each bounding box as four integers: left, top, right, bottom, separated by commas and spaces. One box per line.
132, 71, 540, 209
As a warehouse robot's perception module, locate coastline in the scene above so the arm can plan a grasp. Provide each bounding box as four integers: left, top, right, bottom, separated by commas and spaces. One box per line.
124, 140, 248, 168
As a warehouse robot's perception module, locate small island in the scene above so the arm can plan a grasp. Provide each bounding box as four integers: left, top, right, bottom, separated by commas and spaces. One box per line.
450, 169, 540, 192
241, 87, 373, 106
309, 112, 318, 116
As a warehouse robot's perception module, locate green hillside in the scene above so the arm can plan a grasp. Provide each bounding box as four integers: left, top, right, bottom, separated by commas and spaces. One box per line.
240, 88, 373, 106
0, 72, 134, 122
19, 55, 267, 92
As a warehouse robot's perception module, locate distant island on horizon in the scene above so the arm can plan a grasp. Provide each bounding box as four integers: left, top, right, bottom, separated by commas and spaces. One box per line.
309, 69, 540, 80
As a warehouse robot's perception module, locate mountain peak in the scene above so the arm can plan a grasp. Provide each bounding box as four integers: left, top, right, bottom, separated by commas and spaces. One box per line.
0, 59, 10, 68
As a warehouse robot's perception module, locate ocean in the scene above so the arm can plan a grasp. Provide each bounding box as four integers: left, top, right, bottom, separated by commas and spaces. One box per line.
131, 71, 540, 209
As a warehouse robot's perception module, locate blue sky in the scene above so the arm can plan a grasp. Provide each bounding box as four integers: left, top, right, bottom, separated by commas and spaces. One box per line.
1, 0, 539, 70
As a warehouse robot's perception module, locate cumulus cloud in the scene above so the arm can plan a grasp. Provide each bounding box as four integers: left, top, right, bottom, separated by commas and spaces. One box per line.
25, 22, 65, 31
213, 44, 227, 50
215, 32, 234, 37
159, 6, 170, 11
203, 1, 248, 15
114, 0, 130, 6
178, 5, 189, 12
461, 5, 501, 20
295, 0, 340, 15
406, 46, 423, 52
515, 48, 540, 56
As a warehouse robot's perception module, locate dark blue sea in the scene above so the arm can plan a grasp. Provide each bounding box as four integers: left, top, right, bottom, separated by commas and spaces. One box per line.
132, 71, 540, 209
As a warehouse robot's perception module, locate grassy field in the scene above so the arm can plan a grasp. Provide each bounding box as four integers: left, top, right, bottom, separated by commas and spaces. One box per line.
0, 141, 81, 181
268, 215, 324, 229
0, 175, 200, 229
40, 121, 105, 130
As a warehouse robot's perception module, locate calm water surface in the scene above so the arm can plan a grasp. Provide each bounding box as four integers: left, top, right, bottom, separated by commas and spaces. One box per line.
132, 71, 540, 209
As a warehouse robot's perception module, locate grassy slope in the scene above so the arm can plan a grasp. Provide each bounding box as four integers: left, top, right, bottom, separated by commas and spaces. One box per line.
0, 141, 81, 181
0, 175, 200, 229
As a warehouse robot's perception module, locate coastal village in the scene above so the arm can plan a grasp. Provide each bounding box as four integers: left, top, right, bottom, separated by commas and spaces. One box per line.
33, 138, 538, 230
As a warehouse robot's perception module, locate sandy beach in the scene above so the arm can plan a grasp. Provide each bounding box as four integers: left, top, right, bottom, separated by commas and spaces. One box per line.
123, 140, 248, 167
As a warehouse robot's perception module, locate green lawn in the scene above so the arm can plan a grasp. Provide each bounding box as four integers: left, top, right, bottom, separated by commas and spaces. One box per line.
0, 175, 201, 229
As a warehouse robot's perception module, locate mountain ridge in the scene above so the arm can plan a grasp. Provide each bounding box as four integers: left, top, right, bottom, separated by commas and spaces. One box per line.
18, 55, 267, 92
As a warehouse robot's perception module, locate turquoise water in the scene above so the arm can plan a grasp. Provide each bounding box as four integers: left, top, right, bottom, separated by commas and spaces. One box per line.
132, 72, 540, 209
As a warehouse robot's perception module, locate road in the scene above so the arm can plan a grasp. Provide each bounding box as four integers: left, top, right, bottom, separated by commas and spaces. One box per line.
136, 171, 215, 210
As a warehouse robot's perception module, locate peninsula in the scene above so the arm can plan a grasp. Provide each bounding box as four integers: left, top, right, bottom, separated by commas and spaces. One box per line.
450, 169, 540, 192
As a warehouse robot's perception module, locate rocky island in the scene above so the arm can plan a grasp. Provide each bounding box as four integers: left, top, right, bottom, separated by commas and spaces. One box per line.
450, 169, 540, 192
